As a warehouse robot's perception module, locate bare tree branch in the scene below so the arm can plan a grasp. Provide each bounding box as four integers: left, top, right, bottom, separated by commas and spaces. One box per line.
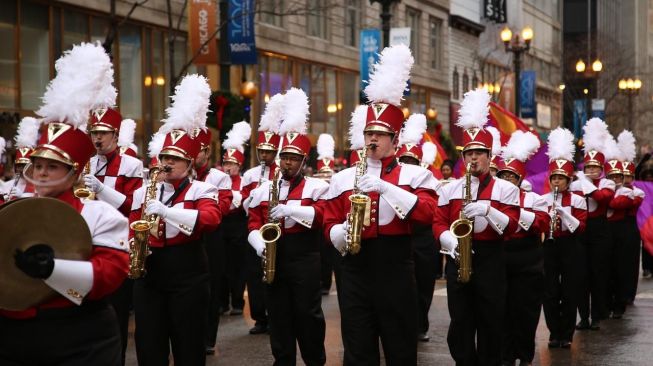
103, 0, 150, 55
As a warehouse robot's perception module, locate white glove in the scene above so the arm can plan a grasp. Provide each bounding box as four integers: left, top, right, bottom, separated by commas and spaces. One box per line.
248, 230, 266, 257
145, 200, 168, 218
357, 174, 388, 194
270, 204, 293, 220
83, 174, 105, 193
439, 230, 458, 259
462, 202, 490, 219
6, 186, 17, 199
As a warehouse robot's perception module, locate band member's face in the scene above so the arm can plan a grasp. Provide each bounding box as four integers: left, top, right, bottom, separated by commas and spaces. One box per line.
498, 171, 520, 187
441, 165, 453, 179
279, 153, 304, 180
90, 131, 118, 155
398, 156, 420, 166
32, 157, 75, 197
608, 173, 623, 185
160, 155, 190, 181
364, 131, 396, 160
549, 174, 570, 191
584, 165, 602, 180
223, 161, 241, 176
258, 149, 277, 165
462, 149, 490, 177
624, 175, 634, 185
195, 147, 210, 168
14, 163, 26, 176
489, 167, 498, 177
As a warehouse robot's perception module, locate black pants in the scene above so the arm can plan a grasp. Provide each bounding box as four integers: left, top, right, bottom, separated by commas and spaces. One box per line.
608, 217, 641, 312
543, 235, 581, 343
205, 226, 225, 348
134, 241, 210, 366
320, 234, 334, 292
108, 278, 133, 365
446, 240, 506, 366
340, 235, 417, 366
223, 214, 248, 310
578, 216, 611, 321
0, 302, 121, 366
266, 231, 326, 366
503, 236, 543, 363
412, 226, 437, 335
642, 242, 653, 272
246, 239, 268, 326
625, 216, 642, 301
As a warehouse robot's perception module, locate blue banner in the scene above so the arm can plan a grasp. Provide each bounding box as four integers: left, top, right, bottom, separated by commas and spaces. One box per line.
573, 99, 587, 139
520, 70, 536, 118
228, 0, 257, 65
360, 29, 381, 90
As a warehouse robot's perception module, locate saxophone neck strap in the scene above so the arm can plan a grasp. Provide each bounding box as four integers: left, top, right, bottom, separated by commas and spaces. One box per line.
159, 178, 191, 207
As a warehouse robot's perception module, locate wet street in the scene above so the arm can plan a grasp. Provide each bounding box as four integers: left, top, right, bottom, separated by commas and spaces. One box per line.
125, 276, 653, 365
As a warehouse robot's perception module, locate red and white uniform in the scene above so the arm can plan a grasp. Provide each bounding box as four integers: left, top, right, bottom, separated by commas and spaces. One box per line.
91, 149, 144, 215
542, 190, 587, 237
1, 177, 35, 199
570, 177, 615, 218
627, 186, 645, 217
241, 162, 279, 211
129, 179, 222, 246
195, 164, 233, 215
608, 186, 635, 222
1, 190, 129, 319
227, 174, 244, 214
510, 190, 550, 240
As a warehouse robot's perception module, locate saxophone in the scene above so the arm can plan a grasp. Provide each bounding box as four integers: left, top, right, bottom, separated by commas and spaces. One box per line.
73, 161, 95, 200
450, 162, 474, 283
128, 165, 170, 279
260, 168, 281, 284
547, 186, 559, 242
344, 145, 373, 255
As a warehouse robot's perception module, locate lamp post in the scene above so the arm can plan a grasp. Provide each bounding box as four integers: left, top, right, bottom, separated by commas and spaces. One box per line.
618, 78, 642, 130
501, 26, 533, 117
370, 0, 401, 47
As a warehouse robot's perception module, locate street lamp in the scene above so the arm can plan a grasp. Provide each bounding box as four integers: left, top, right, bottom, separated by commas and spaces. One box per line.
501, 26, 533, 117
370, 0, 402, 47
618, 77, 642, 130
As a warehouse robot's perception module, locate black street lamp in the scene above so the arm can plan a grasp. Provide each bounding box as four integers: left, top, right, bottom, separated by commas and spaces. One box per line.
370, 0, 401, 47
618, 78, 642, 131
500, 26, 533, 117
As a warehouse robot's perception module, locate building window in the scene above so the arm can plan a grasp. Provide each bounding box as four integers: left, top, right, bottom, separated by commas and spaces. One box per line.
307, 0, 327, 39
119, 25, 142, 119
453, 67, 459, 100
0, 0, 17, 108
472, 71, 479, 89
406, 7, 420, 63
462, 69, 469, 93
344, 0, 360, 47
429, 17, 442, 69
260, 0, 283, 27
20, 1, 50, 111
63, 11, 88, 52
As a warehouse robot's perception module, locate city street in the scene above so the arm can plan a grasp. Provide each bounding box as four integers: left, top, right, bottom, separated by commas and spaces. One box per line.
125, 275, 653, 365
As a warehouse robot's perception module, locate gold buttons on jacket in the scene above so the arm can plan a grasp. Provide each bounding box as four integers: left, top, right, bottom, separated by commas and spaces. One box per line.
67, 289, 82, 299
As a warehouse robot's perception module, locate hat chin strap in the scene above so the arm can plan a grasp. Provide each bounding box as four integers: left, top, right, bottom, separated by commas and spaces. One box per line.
22, 162, 77, 188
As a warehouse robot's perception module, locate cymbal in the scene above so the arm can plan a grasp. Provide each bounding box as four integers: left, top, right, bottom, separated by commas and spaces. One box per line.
0, 198, 92, 311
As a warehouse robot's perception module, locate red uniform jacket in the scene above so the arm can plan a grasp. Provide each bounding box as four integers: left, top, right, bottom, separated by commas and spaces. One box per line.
240, 162, 279, 212
510, 190, 550, 240
91, 149, 144, 215
543, 189, 588, 238
196, 164, 233, 215
608, 186, 634, 222
627, 186, 645, 217
570, 177, 615, 219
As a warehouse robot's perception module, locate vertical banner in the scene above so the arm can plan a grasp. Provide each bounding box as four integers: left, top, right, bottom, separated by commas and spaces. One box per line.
573, 99, 587, 139
520, 70, 536, 118
189, 0, 218, 64
228, 0, 257, 65
484, 0, 507, 23
360, 29, 381, 90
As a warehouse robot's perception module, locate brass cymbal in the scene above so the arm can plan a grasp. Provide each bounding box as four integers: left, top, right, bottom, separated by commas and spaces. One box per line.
0, 197, 92, 311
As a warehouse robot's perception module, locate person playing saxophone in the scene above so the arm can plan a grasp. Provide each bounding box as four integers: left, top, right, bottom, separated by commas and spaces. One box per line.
432, 88, 520, 366
247, 88, 328, 365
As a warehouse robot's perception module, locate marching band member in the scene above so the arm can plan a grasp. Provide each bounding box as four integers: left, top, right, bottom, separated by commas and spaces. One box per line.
314, 133, 338, 295
571, 118, 615, 330
397, 113, 442, 343
130, 75, 221, 366
542, 128, 587, 349
323, 45, 439, 365
248, 88, 328, 365
2, 117, 39, 200
118, 119, 139, 158
497, 131, 549, 365
0, 42, 129, 365
433, 88, 520, 365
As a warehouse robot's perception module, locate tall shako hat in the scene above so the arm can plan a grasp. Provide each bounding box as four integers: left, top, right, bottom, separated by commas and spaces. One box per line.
486, 126, 502, 170
83, 41, 120, 133
582, 117, 610, 168
546, 127, 576, 179
499, 131, 540, 179
279, 88, 311, 156
456, 88, 493, 153
603, 135, 623, 176
617, 130, 636, 176
363, 44, 413, 135
159, 74, 211, 161
222, 121, 251, 165
397, 113, 426, 161
257, 93, 284, 151
348, 105, 367, 165
317, 133, 335, 172
14, 117, 41, 165
118, 118, 138, 157
32, 42, 106, 172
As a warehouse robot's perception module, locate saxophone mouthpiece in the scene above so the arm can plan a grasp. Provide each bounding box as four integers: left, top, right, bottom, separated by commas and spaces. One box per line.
368, 143, 378, 151
161, 165, 172, 173
94, 142, 102, 149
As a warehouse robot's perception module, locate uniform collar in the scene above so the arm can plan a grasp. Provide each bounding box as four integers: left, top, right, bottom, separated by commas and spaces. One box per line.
164, 177, 189, 190
196, 163, 209, 179
367, 155, 397, 172
53, 189, 79, 207
97, 148, 118, 162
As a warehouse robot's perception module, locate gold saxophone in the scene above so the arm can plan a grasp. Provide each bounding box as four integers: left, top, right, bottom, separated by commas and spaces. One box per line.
450, 162, 474, 283
260, 168, 281, 284
128, 165, 170, 279
344, 145, 373, 255
547, 186, 559, 242
73, 161, 95, 200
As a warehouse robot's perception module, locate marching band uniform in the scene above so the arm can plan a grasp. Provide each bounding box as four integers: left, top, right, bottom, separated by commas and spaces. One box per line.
2, 117, 39, 200
434, 89, 520, 365
497, 131, 549, 364
248, 88, 328, 365
314, 134, 338, 295
130, 75, 222, 366
542, 128, 587, 348
570, 118, 615, 329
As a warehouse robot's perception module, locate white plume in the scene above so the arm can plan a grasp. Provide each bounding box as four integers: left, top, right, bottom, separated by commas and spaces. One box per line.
118, 119, 137, 148
129, 143, 139, 154
582, 117, 609, 154
279, 88, 309, 135
259, 93, 285, 133
486, 126, 502, 155
364, 44, 414, 106
617, 130, 636, 162
603, 136, 621, 161
349, 105, 367, 150
148, 132, 166, 159
36, 42, 114, 129
15, 117, 41, 149
421, 141, 437, 165
456, 88, 491, 130
546, 128, 575, 162
163, 74, 211, 132
223, 121, 252, 153
399, 114, 426, 146
317, 134, 335, 160
0, 137, 5, 159
501, 131, 540, 162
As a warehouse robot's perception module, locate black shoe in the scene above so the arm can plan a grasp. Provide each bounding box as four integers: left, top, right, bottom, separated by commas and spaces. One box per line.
560, 340, 571, 348
590, 319, 600, 330
417, 332, 430, 342
611, 311, 623, 319
218, 306, 229, 315
230, 308, 243, 316
249, 323, 268, 334
576, 319, 591, 330
321, 288, 330, 296
643, 270, 652, 279
548, 340, 560, 348
206, 346, 216, 355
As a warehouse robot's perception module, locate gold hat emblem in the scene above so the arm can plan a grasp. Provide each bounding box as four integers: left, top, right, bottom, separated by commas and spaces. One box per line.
227, 148, 236, 157
169, 129, 186, 144
93, 108, 107, 122
465, 128, 480, 140
588, 150, 598, 159
505, 158, 516, 165
286, 132, 298, 144
555, 159, 567, 169
264, 131, 274, 143
372, 103, 389, 119
47, 123, 71, 143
